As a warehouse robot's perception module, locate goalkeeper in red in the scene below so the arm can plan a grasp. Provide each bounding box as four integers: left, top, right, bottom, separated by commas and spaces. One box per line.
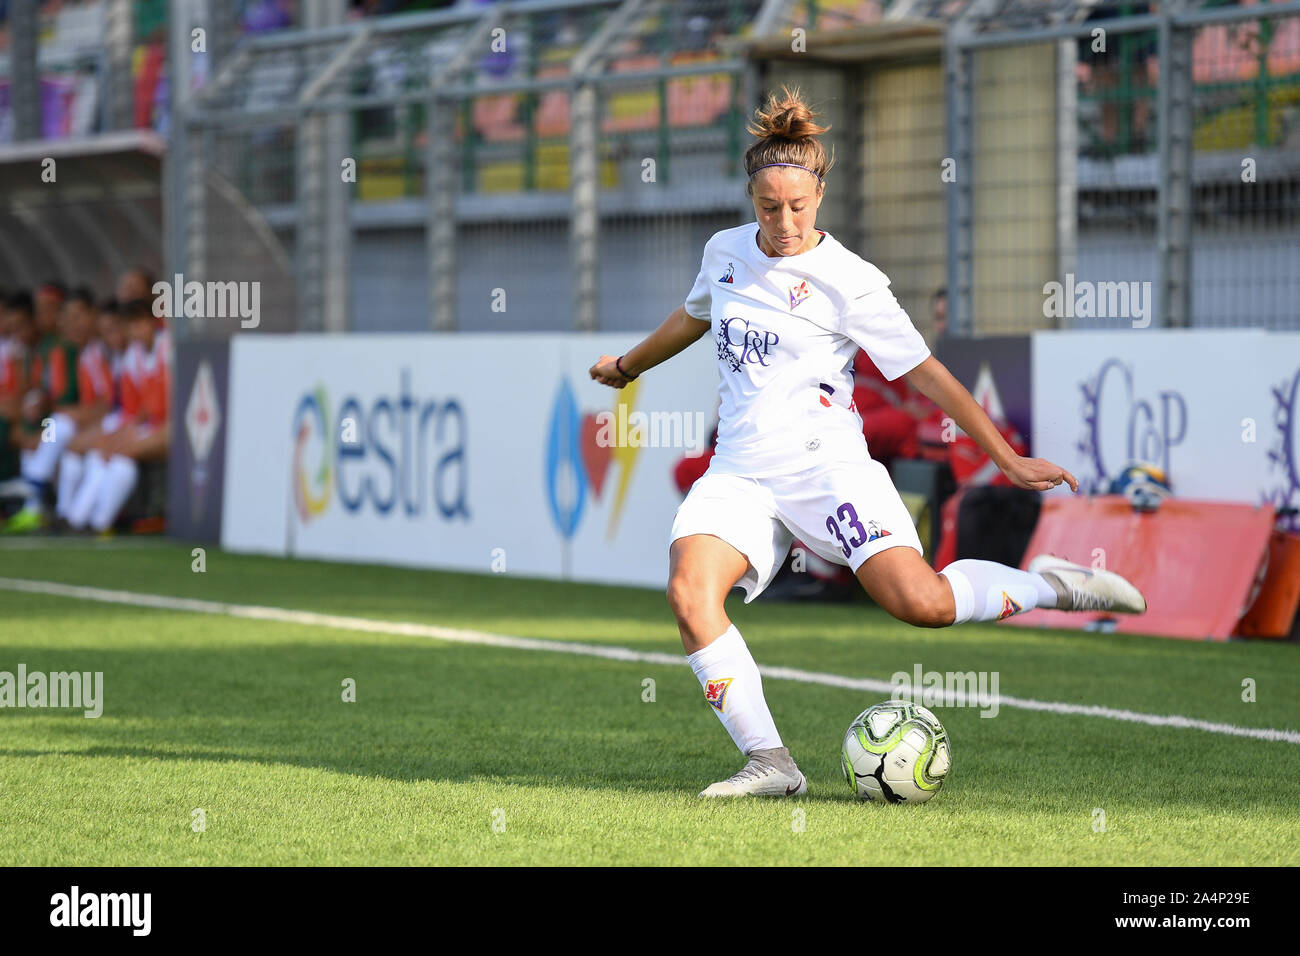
590, 88, 1147, 799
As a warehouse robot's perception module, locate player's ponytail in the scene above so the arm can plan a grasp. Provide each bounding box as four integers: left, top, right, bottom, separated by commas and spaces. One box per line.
743, 87, 834, 194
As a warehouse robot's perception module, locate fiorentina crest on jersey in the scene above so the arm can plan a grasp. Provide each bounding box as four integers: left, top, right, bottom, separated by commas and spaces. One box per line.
704, 678, 733, 712
788, 279, 813, 309
998, 591, 1023, 620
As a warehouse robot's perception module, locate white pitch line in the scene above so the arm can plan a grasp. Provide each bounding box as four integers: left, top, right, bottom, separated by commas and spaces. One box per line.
3, 575, 1298, 746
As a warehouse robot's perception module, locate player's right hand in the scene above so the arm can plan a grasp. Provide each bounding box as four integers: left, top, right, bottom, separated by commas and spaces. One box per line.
1002, 454, 1079, 493
589, 355, 630, 389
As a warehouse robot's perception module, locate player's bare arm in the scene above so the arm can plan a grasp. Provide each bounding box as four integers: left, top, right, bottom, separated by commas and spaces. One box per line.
589, 305, 710, 388
905, 354, 1078, 493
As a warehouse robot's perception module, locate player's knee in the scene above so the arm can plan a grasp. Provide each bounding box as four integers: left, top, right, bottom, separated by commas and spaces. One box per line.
891, 582, 954, 628
666, 573, 700, 625
666, 570, 725, 627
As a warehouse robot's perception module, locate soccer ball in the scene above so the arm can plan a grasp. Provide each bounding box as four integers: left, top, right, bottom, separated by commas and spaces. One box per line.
841, 700, 951, 804
1108, 461, 1172, 513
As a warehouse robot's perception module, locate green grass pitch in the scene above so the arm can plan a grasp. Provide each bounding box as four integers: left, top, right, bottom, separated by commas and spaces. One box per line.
0, 540, 1297, 866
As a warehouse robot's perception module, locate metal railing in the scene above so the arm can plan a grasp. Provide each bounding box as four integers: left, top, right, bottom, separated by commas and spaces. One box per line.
4, 0, 1297, 335
946, 0, 1300, 333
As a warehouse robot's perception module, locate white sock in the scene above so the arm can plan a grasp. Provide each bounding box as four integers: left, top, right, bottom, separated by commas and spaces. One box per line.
57, 451, 84, 520
90, 455, 139, 532
16, 450, 37, 509
67, 451, 108, 529
939, 559, 1059, 624
21, 412, 75, 511
22, 411, 74, 484
686, 625, 783, 756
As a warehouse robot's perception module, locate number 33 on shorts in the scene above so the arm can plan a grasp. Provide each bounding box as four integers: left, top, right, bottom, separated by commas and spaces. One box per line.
824, 502, 890, 559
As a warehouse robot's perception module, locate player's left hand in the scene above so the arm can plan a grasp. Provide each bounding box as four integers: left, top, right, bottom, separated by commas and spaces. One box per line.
1002, 455, 1078, 493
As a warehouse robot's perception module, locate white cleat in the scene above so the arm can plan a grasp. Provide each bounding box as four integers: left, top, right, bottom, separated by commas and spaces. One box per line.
698, 748, 808, 798
1028, 554, 1147, 615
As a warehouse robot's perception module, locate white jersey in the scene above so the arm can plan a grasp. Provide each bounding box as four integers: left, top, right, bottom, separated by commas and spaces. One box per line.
684, 223, 930, 478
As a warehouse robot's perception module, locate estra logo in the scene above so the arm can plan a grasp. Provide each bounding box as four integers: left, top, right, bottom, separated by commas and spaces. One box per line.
292, 385, 334, 522
291, 370, 469, 523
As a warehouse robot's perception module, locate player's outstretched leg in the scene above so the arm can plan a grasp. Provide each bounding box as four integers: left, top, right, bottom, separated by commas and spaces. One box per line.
668, 534, 807, 798
855, 547, 1146, 627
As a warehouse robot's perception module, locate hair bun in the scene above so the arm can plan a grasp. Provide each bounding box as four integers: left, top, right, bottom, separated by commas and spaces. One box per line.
747, 87, 829, 141
743, 85, 834, 187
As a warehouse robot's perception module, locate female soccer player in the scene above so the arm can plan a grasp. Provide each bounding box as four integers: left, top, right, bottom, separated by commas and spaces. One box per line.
589, 89, 1146, 798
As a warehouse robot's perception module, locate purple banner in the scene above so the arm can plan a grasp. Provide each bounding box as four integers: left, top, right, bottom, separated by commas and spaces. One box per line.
168, 340, 230, 543
935, 336, 1032, 450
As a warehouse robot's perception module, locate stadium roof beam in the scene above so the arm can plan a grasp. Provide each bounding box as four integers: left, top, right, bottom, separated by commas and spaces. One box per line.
63, 205, 128, 283
5, 205, 79, 286
0, 230, 36, 288
0, 212, 45, 288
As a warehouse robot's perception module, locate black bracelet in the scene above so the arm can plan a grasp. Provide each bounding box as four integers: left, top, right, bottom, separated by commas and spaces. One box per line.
616, 356, 638, 381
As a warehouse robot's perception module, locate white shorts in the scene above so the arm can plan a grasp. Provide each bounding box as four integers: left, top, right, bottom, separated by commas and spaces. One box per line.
670, 457, 924, 602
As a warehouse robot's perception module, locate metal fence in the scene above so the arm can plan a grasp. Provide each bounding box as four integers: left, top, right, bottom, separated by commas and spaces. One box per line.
946, 0, 1300, 335
3, 0, 1298, 337
171, 0, 774, 340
